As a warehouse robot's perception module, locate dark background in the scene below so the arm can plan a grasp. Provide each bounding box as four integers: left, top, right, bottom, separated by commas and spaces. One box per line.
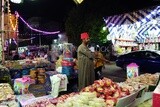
9, 0, 160, 46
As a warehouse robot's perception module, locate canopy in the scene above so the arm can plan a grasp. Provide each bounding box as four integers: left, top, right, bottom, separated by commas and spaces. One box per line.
104, 6, 160, 43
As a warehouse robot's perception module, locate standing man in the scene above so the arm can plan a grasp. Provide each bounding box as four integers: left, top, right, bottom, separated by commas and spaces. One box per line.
77, 32, 95, 90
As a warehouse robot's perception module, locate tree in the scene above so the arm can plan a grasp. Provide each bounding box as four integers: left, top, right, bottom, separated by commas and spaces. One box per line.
65, 1, 109, 46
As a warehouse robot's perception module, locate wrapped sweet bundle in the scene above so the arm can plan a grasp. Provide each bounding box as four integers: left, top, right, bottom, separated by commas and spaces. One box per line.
23, 95, 56, 107
56, 92, 77, 103
56, 92, 106, 107
24, 99, 56, 107
118, 82, 145, 94
81, 77, 132, 107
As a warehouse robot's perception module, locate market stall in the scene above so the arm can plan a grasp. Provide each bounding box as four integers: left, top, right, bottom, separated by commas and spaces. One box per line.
0, 72, 159, 107
104, 6, 160, 55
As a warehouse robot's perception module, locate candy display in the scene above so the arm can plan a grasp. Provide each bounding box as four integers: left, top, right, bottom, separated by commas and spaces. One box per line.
4, 58, 51, 70
56, 92, 106, 107
126, 73, 159, 86
0, 83, 15, 101
0, 61, 159, 107
118, 82, 145, 94
81, 77, 132, 106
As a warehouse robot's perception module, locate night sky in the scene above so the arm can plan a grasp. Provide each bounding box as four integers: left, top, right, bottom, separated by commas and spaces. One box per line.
9, 0, 160, 46
10, 0, 76, 22
10, 0, 160, 21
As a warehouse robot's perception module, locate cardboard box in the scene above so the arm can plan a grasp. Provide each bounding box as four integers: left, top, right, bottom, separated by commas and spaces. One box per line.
153, 83, 160, 107
127, 92, 152, 107
116, 90, 139, 107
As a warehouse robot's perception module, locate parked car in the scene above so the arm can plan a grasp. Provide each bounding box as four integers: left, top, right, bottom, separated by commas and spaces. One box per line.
116, 50, 160, 73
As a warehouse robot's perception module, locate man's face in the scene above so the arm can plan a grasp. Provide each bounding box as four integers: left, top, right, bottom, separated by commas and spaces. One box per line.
84, 38, 90, 44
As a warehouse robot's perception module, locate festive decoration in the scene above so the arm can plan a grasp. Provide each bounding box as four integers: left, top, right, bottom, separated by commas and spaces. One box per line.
104, 6, 160, 43
19, 37, 36, 42
16, 12, 60, 35
7, 1, 18, 31
18, 33, 49, 36
73, 0, 84, 4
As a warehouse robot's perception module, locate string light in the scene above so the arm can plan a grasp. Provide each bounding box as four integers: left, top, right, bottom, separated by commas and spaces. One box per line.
19, 37, 36, 42
17, 33, 50, 36
7, 0, 18, 31
16, 12, 60, 35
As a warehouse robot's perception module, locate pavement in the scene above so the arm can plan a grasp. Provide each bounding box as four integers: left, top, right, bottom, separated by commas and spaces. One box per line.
102, 61, 127, 82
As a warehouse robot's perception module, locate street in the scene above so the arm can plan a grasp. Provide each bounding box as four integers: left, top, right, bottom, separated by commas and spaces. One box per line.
102, 62, 126, 82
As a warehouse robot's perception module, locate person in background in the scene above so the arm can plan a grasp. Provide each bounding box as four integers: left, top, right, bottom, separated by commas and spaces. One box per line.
77, 32, 95, 91
12, 51, 20, 60
45, 51, 52, 62
44, 52, 48, 59
94, 47, 110, 80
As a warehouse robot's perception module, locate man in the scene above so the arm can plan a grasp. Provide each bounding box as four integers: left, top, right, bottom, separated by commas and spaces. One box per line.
77, 32, 95, 90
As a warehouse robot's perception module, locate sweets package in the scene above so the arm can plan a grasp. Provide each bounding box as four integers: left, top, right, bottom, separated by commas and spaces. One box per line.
127, 63, 139, 79
50, 74, 68, 98
16, 94, 35, 106
0, 100, 19, 107
44, 71, 59, 94
22, 95, 55, 107
14, 77, 35, 94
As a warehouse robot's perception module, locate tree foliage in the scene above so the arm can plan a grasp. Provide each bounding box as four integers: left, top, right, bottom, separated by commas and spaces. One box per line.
65, 2, 109, 46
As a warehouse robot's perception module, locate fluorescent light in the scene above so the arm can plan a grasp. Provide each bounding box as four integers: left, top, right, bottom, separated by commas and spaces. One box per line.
10, 0, 23, 4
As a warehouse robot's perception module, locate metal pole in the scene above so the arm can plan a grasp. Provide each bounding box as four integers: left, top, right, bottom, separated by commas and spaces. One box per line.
1, 0, 5, 63
39, 34, 41, 46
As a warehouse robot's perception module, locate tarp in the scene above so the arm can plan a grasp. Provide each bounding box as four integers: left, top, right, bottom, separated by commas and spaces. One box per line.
104, 6, 160, 43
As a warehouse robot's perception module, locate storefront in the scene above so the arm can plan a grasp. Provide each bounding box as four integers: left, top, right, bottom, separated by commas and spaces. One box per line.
104, 6, 160, 55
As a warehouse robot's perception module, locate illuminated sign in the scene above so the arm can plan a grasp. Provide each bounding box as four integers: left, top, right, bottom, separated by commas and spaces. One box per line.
73, 0, 84, 4
10, 0, 23, 4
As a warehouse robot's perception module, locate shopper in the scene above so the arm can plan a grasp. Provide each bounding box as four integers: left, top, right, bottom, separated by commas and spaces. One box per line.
77, 32, 95, 91
94, 47, 109, 80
